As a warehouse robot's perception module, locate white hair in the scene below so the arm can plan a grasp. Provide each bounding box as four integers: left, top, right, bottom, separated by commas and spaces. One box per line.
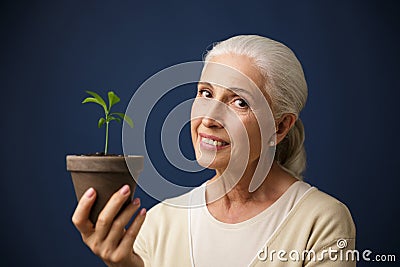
204, 35, 308, 179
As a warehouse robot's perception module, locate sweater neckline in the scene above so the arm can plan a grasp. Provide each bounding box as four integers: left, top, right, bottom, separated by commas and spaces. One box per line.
201, 181, 305, 229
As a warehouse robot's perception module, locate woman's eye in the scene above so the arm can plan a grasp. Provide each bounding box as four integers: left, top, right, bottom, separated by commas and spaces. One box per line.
234, 98, 248, 108
199, 89, 212, 98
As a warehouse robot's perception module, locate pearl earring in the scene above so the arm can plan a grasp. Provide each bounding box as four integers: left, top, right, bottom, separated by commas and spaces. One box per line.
269, 140, 275, 146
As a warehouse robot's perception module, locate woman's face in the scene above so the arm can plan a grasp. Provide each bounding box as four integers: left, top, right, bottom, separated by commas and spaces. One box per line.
191, 54, 272, 172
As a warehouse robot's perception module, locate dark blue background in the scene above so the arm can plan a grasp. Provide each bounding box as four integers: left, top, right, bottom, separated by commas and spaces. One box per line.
1, 0, 399, 266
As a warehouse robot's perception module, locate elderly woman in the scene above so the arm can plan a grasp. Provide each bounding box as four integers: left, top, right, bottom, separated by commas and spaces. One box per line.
72, 35, 356, 267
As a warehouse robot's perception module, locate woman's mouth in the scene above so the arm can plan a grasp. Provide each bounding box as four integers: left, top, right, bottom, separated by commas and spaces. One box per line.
199, 134, 230, 150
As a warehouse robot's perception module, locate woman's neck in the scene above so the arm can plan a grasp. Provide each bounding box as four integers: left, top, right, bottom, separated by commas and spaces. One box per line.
205, 161, 298, 223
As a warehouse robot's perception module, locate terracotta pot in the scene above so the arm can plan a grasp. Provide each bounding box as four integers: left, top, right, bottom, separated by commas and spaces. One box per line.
66, 155, 144, 224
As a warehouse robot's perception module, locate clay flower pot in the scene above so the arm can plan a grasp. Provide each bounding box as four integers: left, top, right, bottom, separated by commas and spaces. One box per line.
66, 155, 144, 223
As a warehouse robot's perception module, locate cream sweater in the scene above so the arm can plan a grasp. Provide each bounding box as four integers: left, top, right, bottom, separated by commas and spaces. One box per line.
134, 187, 356, 266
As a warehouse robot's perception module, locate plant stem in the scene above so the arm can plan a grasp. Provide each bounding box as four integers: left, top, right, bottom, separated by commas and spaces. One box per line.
104, 121, 109, 155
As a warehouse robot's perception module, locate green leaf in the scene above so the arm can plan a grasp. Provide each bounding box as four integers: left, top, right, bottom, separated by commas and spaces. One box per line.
84, 91, 108, 114
82, 97, 103, 105
108, 91, 120, 110
112, 112, 134, 128
106, 115, 121, 123
98, 117, 106, 128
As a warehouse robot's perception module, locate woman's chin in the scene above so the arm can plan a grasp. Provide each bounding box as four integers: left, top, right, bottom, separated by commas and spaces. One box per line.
194, 142, 230, 170
196, 156, 229, 170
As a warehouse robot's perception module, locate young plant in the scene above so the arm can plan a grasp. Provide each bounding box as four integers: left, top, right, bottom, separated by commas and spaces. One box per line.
82, 90, 133, 155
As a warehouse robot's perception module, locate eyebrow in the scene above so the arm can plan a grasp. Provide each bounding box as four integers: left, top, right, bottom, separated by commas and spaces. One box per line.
198, 82, 255, 102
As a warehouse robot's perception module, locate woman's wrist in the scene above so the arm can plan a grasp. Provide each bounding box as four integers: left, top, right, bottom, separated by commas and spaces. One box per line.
106, 253, 144, 267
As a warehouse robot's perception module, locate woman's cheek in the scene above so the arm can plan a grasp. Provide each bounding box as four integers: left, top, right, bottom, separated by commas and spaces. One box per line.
190, 119, 200, 142
241, 115, 262, 149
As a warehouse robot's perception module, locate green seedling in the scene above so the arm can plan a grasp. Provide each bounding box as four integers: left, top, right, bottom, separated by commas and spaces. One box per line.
82, 90, 133, 155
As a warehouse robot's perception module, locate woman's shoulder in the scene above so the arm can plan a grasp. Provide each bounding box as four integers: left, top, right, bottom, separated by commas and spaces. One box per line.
299, 186, 353, 216
134, 192, 193, 265
145, 191, 192, 223
264, 185, 356, 263
291, 186, 356, 237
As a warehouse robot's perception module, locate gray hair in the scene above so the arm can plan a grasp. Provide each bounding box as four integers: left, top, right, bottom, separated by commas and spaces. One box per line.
204, 35, 308, 179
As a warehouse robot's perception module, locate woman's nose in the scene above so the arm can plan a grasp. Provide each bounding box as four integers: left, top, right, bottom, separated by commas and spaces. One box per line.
201, 98, 226, 128
201, 116, 223, 128
192, 97, 225, 128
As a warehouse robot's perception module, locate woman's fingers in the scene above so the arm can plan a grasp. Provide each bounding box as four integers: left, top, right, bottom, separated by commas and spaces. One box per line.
72, 187, 96, 237
106, 198, 142, 247
72, 185, 145, 266
97, 206, 146, 265
95, 185, 132, 240
117, 207, 147, 256
104, 208, 146, 265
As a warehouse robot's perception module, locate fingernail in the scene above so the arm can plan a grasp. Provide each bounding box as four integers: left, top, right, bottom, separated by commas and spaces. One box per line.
85, 188, 95, 198
133, 198, 140, 205
120, 185, 130, 195
140, 208, 146, 216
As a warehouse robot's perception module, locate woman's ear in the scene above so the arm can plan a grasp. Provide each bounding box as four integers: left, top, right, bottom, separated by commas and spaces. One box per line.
275, 114, 297, 145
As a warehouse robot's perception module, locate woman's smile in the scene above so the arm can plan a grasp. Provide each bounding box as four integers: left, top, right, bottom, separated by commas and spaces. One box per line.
199, 133, 230, 151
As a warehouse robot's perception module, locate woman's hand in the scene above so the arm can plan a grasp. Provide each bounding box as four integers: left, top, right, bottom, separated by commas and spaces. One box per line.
72, 185, 146, 267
